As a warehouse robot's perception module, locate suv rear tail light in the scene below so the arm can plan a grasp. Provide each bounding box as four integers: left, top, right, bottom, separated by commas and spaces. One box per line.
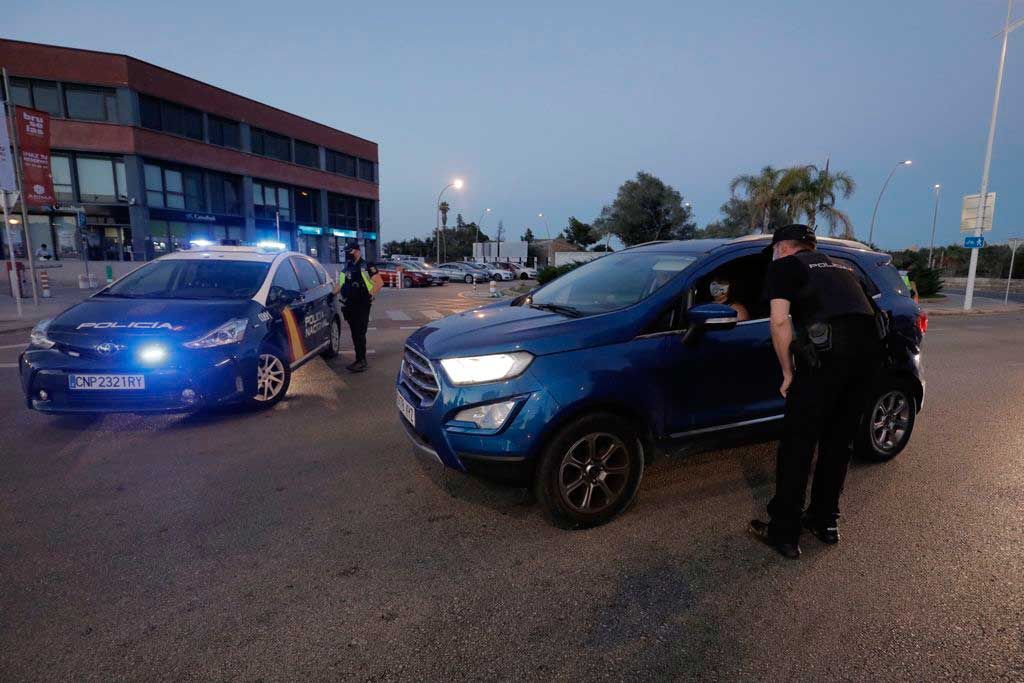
917, 311, 928, 335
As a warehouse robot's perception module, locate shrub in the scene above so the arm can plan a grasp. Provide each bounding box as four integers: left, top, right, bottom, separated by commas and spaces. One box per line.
910, 265, 944, 298
537, 262, 584, 285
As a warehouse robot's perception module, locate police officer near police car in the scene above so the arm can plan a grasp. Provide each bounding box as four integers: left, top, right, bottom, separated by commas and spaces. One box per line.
749, 225, 885, 559
339, 244, 383, 373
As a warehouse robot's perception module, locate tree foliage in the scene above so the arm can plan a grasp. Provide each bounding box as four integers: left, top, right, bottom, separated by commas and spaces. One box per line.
561, 216, 597, 248
593, 172, 696, 246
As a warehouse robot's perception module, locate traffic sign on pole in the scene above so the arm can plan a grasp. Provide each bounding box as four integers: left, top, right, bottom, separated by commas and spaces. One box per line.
960, 193, 996, 232
964, 236, 986, 249
1007, 237, 1023, 305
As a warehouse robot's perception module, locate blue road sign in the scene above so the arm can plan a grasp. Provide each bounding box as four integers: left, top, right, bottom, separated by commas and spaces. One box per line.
964, 236, 986, 249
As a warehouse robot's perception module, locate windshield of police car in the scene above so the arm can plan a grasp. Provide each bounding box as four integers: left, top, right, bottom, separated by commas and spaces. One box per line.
529, 252, 696, 315
100, 259, 271, 299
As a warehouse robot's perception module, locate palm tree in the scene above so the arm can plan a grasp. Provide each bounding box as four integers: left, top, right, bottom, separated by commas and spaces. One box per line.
729, 166, 788, 233
782, 164, 856, 237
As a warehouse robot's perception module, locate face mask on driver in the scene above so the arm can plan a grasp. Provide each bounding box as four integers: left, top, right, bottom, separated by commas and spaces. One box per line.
710, 281, 730, 298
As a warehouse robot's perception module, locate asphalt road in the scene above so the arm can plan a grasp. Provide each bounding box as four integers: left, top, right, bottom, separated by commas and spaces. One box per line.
943, 286, 1024, 304
1, 288, 1022, 681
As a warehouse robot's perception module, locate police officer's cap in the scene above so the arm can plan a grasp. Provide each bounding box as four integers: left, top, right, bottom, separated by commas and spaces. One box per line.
343, 243, 361, 254
766, 224, 817, 252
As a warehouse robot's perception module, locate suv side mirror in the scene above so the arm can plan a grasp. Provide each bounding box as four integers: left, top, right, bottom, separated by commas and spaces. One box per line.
683, 303, 738, 344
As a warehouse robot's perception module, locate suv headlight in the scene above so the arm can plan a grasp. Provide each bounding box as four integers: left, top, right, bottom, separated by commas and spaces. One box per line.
440, 351, 533, 386
29, 319, 55, 349
184, 318, 248, 349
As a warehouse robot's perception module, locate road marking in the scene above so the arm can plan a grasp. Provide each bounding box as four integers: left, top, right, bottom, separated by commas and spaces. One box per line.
0, 342, 27, 349
0, 363, 17, 369
421, 309, 443, 319
400, 326, 420, 330
386, 310, 412, 321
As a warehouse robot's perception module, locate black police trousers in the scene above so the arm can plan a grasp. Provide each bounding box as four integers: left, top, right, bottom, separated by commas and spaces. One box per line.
767, 350, 879, 544
343, 301, 371, 362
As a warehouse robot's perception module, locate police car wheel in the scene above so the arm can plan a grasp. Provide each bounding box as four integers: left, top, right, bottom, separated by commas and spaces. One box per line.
321, 317, 342, 359
855, 378, 916, 462
464, 274, 474, 284
534, 414, 644, 529
250, 349, 291, 408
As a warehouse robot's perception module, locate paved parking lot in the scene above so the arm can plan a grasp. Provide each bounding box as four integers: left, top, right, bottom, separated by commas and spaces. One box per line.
1, 291, 1022, 680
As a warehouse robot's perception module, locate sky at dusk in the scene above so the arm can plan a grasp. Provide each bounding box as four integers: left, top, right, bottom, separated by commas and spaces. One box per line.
8, 0, 1024, 250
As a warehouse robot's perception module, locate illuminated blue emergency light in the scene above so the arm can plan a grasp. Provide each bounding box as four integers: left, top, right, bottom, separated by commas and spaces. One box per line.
189, 239, 214, 248
256, 241, 287, 251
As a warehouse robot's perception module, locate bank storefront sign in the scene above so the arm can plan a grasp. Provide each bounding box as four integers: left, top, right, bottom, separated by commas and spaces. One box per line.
149, 208, 245, 226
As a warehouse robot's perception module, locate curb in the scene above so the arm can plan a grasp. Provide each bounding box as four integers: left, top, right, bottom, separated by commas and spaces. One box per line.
925, 306, 1024, 317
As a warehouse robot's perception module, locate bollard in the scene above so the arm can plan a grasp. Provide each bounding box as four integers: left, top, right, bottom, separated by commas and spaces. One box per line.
105, 265, 114, 284
489, 279, 497, 298
396, 267, 403, 289
39, 270, 51, 298
88, 273, 98, 288
78, 274, 89, 289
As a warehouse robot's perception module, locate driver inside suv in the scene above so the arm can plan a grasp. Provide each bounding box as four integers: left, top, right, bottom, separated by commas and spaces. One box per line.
709, 274, 750, 322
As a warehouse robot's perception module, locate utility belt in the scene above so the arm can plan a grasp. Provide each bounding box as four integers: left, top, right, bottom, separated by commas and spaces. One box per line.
791, 315, 883, 370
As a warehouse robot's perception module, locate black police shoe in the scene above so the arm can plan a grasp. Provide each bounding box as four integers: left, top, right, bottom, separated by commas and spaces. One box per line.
748, 520, 801, 559
802, 515, 840, 544
346, 360, 368, 373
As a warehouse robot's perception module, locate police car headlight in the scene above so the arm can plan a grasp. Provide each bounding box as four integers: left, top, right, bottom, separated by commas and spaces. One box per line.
184, 318, 248, 349
440, 352, 533, 386
29, 319, 55, 349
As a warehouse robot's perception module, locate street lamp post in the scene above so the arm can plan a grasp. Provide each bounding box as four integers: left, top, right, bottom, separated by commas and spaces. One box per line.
475, 207, 491, 257
435, 178, 463, 263
966, 0, 1023, 310
867, 159, 912, 245
928, 184, 941, 269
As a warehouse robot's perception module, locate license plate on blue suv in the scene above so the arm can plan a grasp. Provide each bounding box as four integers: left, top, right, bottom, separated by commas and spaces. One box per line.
396, 390, 416, 427
68, 374, 146, 390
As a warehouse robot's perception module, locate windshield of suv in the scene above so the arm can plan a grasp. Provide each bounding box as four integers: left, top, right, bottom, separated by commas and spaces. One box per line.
529, 252, 697, 316
99, 259, 270, 300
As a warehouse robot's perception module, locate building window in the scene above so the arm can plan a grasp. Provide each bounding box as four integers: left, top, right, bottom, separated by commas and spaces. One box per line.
327, 193, 357, 228
64, 85, 118, 122
138, 94, 203, 141
326, 150, 356, 177
251, 128, 291, 162
207, 115, 240, 148
145, 162, 204, 210
9, 78, 62, 116
208, 171, 242, 215
254, 181, 291, 221
294, 140, 320, 168
50, 154, 75, 202
76, 156, 125, 203
358, 159, 376, 183
358, 199, 376, 230
294, 188, 319, 224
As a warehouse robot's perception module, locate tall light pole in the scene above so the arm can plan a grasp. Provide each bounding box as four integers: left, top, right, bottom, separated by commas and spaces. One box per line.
927, 184, 941, 269
475, 207, 491, 255
537, 213, 550, 239
966, 0, 1022, 310
867, 159, 912, 245
435, 178, 463, 263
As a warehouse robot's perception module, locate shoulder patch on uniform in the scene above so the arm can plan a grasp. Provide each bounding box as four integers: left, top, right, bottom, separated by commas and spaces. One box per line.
258, 311, 273, 322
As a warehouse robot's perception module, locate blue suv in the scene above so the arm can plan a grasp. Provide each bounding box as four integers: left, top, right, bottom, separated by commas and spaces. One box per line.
396, 235, 926, 528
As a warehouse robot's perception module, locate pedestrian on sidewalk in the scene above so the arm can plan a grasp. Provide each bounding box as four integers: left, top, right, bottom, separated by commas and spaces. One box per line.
35, 244, 52, 260
338, 244, 383, 373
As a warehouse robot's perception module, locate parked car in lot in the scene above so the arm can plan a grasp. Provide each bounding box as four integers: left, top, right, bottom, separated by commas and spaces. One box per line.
438, 262, 489, 284
397, 260, 449, 285
493, 262, 537, 280
468, 262, 514, 281
21, 245, 341, 413
375, 262, 435, 288
397, 235, 927, 528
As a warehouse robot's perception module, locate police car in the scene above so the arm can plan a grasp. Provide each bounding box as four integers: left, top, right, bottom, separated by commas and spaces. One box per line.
19, 243, 342, 413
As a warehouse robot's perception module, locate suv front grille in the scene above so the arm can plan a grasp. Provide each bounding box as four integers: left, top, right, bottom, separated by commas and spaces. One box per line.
401, 345, 440, 406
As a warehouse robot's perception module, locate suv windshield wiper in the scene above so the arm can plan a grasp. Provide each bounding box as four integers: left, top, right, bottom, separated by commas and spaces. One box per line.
530, 302, 584, 318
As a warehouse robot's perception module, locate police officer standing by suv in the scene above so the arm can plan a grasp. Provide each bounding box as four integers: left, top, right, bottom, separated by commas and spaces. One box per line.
749, 225, 884, 559
339, 244, 383, 373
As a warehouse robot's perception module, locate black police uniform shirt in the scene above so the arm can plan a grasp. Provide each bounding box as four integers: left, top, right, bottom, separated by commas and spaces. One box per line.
342, 258, 378, 306
763, 250, 876, 350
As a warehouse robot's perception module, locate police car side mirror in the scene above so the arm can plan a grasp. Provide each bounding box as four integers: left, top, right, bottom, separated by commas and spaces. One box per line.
270, 286, 301, 307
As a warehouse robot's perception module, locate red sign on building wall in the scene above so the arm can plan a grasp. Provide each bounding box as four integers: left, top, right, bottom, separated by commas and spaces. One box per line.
15, 107, 55, 207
